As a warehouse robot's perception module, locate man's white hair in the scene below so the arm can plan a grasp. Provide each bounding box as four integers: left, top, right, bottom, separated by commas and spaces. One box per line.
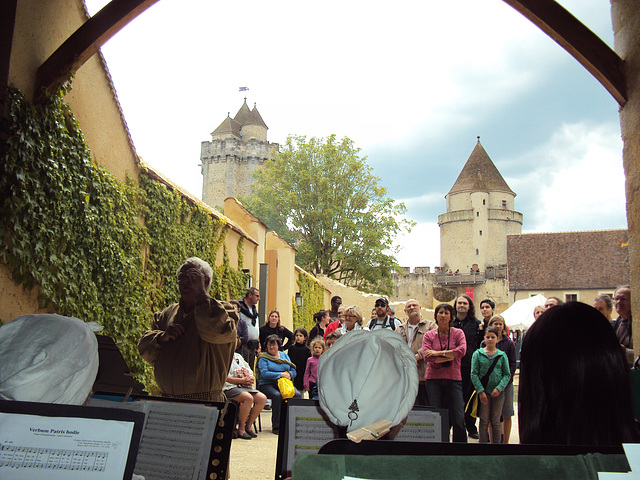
179, 257, 213, 289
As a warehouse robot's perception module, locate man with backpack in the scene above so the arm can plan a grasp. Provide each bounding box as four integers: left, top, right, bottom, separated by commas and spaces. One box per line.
367, 297, 402, 331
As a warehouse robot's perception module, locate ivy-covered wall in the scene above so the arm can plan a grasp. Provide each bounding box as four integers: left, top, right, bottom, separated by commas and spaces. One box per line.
292, 271, 325, 332
1, 88, 246, 388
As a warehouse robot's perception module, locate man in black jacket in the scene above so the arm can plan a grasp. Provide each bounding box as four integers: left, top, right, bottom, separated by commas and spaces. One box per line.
452, 294, 481, 439
237, 287, 261, 369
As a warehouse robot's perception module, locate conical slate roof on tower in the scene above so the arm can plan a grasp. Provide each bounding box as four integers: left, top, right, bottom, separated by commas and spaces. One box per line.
234, 102, 253, 125
212, 115, 242, 136
211, 100, 269, 136
448, 140, 515, 196
249, 105, 267, 128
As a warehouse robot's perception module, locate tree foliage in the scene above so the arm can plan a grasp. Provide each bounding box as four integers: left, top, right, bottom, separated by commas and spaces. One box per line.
242, 134, 413, 294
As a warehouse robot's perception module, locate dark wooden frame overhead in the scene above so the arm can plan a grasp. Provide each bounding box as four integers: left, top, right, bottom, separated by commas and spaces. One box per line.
2, 0, 624, 106
33, 0, 159, 103
503, 0, 626, 105
0, 0, 18, 102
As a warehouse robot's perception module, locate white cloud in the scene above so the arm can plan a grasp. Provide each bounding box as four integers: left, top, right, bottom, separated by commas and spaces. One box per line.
395, 222, 441, 270
508, 121, 626, 232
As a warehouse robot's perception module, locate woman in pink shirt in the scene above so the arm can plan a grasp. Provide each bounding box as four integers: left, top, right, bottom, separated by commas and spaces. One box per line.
422, 303, 467, 442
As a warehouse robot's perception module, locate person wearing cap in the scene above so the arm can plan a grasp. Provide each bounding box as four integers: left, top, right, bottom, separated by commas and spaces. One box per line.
0, 314, 99, 405
138, 257, 238, 402
367, 297, 401, 331
396, 299, 436, 406
318, 329, 418, 441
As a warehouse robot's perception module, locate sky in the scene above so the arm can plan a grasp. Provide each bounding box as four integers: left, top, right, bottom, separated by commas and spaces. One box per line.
84, 0, 627, 270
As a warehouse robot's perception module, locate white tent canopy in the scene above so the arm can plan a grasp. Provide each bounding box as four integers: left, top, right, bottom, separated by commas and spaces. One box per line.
502, 294, 547, 331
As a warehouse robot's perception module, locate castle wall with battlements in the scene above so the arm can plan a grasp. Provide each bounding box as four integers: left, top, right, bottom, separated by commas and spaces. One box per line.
200, 137, 278, 209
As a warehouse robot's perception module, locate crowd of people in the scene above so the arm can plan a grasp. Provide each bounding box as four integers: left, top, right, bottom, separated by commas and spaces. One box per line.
1, 256, 639, 461
216, 284, 640, 446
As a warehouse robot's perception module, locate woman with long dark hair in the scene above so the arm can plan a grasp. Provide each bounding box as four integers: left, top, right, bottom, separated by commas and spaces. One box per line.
519, 301, 640, 445
259, 310, 294, 351
308, 310, 330, 344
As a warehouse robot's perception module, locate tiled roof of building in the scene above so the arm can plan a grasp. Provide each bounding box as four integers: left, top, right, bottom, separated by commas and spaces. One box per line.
507, 229, 629, 290
448, 140, 515, 196
212, 116, 242, 136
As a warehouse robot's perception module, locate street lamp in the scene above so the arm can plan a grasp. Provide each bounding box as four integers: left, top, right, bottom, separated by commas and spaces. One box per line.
295, 292, 303, 308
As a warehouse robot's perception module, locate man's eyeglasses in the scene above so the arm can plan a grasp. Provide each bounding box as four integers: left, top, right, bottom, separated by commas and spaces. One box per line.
375, 303, 386, 308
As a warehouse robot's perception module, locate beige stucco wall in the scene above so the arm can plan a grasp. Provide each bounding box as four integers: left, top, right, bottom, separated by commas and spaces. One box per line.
223, 198, 267, 282
9, 0, 139, 184
2, 0, 98, 322
612, 0, 640, 354
265, 231, 297, 329
9, 0, 82, 101
0, 266, 52, 324
222, 227, 258, 276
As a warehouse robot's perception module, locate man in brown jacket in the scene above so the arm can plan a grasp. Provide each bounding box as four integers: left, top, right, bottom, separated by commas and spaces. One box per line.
396, 299, 436, 406
138, 257, 238, 402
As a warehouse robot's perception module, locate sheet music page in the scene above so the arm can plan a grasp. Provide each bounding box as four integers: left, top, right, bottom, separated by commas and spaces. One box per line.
395, 409, 442, 442
0, 412, 134, 480
132, 401, 218, 480
285, 403, 337, 472
87, 398, 219, 480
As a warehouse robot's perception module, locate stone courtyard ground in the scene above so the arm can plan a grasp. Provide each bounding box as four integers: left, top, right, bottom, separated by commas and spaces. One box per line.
228, 376, 520, 479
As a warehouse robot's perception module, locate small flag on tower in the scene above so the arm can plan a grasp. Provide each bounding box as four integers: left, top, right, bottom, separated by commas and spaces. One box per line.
239, 87, 249, 92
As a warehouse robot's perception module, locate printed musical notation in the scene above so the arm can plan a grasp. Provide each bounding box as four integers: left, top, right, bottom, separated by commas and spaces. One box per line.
293, 416, 335, 441
0, 411, 135, 480
86, 398, 220, 480
0, 445, 108, 471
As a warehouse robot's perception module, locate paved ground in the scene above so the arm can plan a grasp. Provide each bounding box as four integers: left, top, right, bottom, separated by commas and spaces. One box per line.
229, 375, 520, 480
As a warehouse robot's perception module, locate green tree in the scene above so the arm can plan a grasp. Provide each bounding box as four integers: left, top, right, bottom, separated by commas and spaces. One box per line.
242, 134, 413, 295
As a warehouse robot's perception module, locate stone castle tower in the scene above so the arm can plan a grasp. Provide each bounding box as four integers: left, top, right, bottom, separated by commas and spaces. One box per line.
438, 138, 523, 273
200, 100, 279, 208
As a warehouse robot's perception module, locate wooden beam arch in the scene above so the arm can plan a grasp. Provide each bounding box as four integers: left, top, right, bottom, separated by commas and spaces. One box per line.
34, 0, 626, 106
503, 0, 626, 105
34, 0, 159, 103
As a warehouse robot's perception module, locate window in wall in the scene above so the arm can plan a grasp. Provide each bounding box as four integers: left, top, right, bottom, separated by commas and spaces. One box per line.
476, 212, 479, 217
565, 293, 578, 302
476, 249, 479, 255
479, 230, 482, 236
501, 200, 507, 209
483, 199, 486, 205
